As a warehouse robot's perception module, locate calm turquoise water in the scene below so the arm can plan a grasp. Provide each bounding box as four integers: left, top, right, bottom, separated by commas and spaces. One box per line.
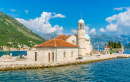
0, 50, 130, 81
124, 49, 130, 54
0, 51, 27, 57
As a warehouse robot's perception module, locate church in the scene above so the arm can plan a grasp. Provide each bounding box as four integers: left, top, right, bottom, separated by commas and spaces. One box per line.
27, 19, 93, 62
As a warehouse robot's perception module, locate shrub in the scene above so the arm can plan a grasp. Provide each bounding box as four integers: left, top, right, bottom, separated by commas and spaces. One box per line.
110, 51, 113, 54
90, 54, 92, 56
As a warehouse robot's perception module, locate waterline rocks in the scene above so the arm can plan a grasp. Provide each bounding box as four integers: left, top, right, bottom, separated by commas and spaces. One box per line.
0, 54, 130, 71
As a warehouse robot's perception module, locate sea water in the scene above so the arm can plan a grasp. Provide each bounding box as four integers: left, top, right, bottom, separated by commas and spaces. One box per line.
0, 51, 27, 57
0, 50, 130, 81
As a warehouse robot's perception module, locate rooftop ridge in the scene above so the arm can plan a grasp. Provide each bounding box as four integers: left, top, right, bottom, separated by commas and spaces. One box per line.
55, 34, 65, 38
55, 34, 69, 40
36, 39, 79, 48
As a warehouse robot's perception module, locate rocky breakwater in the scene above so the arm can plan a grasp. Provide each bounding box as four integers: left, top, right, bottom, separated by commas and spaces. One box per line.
0, 61, 46, 71
0, 54, 130, 71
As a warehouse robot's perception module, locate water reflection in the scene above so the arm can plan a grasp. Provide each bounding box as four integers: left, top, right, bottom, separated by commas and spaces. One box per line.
0, 64, 93, 81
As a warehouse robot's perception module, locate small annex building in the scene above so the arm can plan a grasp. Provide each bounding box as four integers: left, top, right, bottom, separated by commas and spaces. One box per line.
27, 39, 79, 62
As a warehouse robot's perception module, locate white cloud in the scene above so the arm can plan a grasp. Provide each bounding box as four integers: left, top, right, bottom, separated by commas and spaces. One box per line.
84, 25, 89, 34
114, 7, 124, 11
16, 12, 65, 34
25, 10, 29, 14
106, 24, 117, 31
89, 28, 96, 34
105, 7, 130, 34
10, 9, 16, 12
113, 7, 129, 11
52, 13, 65, 18
71, 29, 77, 34
71, 24, 96, 35
105, 15, 117, 23
99, 28, 107, 32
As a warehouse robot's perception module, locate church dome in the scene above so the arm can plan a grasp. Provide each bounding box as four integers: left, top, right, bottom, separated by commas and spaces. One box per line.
85, 34, 90, 40
78, 19, 84, 23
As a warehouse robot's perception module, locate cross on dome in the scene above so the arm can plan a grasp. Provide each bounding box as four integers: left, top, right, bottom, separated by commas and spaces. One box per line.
78, 14, 84, 23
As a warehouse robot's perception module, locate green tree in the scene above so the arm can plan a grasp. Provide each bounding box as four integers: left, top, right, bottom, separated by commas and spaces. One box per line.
118, 41, 121, 48
114, 41, 117, 48
108, 41, 122, 48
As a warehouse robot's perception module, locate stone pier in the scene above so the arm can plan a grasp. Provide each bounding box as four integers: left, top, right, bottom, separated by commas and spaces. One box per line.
0, 54, 130, 71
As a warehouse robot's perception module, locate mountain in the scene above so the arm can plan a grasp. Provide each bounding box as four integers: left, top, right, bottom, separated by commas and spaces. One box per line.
40, 33, 60, 40
90, 34, 130, 49
124, 43, 130, 49
0, 11, 46, 47
40, 33, 130, 49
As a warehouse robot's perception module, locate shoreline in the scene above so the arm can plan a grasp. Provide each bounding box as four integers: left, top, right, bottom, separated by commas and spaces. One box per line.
0, 54, 130, 71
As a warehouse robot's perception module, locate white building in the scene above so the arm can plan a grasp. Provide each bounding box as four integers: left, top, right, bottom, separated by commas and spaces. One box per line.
27, 18, 93, 62
27, 39, 79, 62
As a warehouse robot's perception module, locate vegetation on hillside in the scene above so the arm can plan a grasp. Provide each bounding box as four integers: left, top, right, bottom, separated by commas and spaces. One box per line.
0, 11, 46, 47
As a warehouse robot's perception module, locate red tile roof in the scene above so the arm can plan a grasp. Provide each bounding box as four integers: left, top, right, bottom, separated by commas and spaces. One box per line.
55, 34, 69, 40
85, 39, 90, 41
36, 39, 79, 48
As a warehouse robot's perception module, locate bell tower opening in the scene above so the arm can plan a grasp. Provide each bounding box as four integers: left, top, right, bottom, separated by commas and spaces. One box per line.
78, 19, 85, 29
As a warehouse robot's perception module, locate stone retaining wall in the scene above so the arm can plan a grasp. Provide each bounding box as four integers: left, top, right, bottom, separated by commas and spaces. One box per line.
0, 54, 129, 71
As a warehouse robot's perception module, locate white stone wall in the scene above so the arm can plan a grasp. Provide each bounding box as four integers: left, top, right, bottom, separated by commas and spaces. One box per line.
85, 41, 93, 55
27, 48, 56, 62
27, 47, 79, 62
77, 29, 85, 39
77, 29, 86, 56
56, 47, 78, 62
79, 48, 86, 56
85, 41, 90, 54
66, 35, 78, 45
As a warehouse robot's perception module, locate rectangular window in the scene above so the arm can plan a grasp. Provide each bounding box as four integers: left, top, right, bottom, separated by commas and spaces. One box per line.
35, 52, 37, 61
71, 51, 73, 58
63, 52, 66, 59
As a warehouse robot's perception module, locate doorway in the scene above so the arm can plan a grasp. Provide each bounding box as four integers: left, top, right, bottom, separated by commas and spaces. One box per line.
35, 52, 37, 61
52, 52, 54, 62
48, 53, 50, 62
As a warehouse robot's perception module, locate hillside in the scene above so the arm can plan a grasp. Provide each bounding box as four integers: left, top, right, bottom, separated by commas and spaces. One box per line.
0, 11, 46, 48
90, 34, 130, 49
40, 33, 60, 40
124, 43, 130, 49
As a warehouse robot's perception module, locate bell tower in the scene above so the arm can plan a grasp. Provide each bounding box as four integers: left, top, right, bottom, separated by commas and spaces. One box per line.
77, 19, 86, 56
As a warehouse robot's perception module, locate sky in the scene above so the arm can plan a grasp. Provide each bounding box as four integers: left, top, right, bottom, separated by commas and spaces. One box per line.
0, 0, 130, 35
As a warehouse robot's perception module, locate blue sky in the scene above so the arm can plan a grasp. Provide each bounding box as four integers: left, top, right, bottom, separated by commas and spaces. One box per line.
0, 0, 130, 35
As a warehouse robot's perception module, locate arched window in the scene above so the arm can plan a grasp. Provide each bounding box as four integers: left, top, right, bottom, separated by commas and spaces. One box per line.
80, 24, 82, 29
71, 51, 73, 58
63, 52, 66, 59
